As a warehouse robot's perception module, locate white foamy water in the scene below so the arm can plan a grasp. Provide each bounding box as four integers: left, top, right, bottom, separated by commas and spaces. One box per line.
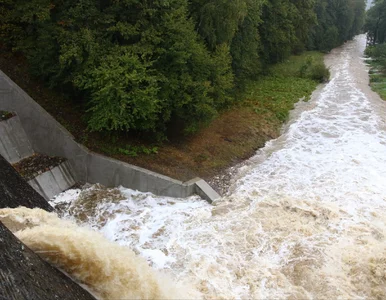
47, 35, 386, 299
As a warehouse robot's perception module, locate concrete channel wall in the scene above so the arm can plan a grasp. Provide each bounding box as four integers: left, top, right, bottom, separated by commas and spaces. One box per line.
0, 114, 77, 199
0, 115, 34, 163
0, 70, 220, 202
28, 161, 76, 200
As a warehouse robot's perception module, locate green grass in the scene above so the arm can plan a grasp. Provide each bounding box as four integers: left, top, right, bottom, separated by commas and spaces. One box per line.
243, 51, 326, 123
371, 81, 386, 99
367, 59, 386, 100
270, 51, 324, 76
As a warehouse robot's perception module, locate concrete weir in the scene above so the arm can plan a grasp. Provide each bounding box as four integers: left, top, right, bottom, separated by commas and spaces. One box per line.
0, 70, 220, 202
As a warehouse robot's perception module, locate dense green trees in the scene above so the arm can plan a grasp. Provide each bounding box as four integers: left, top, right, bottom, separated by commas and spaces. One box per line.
365, 0, 386, 45
364, 0, 386, 71
308, 0, 365, 51
0, 0, 365, 137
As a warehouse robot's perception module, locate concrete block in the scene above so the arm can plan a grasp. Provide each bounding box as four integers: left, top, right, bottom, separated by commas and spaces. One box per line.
0, 116, 34, 163
28, 162, 76, 200
85, 153, 187, 197
194, 179, 221, 203
183, 177, 201, 197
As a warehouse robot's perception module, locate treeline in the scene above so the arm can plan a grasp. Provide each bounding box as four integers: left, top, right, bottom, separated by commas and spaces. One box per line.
0, 0, 365, 138
365, 0, 386, 45
365, 0, 386, 69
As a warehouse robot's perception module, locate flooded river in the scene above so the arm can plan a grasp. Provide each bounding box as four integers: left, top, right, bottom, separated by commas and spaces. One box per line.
3, 35, 386, 299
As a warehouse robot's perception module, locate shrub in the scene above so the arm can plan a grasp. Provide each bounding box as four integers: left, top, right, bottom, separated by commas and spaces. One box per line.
309, 62, 330, 82
365, 43, 386, 72
298, 56, 330, 83
74, 48, 161, 133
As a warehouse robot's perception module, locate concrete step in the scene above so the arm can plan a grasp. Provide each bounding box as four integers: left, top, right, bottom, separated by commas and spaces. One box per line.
0, 114, 34, 163
13, 154, 76, 200
28, 161, 76, 200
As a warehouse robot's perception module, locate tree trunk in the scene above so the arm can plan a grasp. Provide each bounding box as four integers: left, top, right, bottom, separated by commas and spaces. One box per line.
0, 155, 53, 211
0, 154, 96, 300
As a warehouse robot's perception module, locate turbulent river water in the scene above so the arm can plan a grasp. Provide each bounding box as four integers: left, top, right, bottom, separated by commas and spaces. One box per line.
2, 34, 386, 299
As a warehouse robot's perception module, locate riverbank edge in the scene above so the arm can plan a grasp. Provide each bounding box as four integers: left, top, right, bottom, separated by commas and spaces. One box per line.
366, 58, 386, 101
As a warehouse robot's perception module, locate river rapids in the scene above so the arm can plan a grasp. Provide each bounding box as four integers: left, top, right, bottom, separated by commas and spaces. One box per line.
2, 35, 386, 299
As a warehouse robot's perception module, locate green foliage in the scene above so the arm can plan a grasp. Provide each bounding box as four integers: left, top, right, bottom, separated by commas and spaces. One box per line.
246, 52, 324, 123
365, 44, 386, 71
368, 69, 386, 100
365, 0, 386, 45
230, 0, 264, 79
365, 42, 386, 100
75, 48, 160, 132
0, 0, 51, 48
190, 0, 248, 50
146, 1, 221, 134
0, 0, 365, 139
248, 76, 317, 122
309, 63, 330, 82
258, 0, 317, 64
366, 43, 386, 57
258, 0, 298, 63
298, 56, 330, 82
118, 145, 158, 157
309, 0, 365, 52
210, 44, 235, 107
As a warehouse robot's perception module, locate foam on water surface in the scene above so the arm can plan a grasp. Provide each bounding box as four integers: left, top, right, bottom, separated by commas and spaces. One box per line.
7, 35, 386, 299
0, 206, 198, 299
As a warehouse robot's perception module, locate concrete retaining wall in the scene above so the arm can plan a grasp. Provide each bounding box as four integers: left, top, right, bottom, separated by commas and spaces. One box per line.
0, 114, 77, 199
28, 161, 76, 200
0, 70, 220, 202
0, 116, 34, 163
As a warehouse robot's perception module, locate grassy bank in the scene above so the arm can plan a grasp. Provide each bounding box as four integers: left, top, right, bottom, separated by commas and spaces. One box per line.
367, 60, 386, 100
0, 49, 326, 184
